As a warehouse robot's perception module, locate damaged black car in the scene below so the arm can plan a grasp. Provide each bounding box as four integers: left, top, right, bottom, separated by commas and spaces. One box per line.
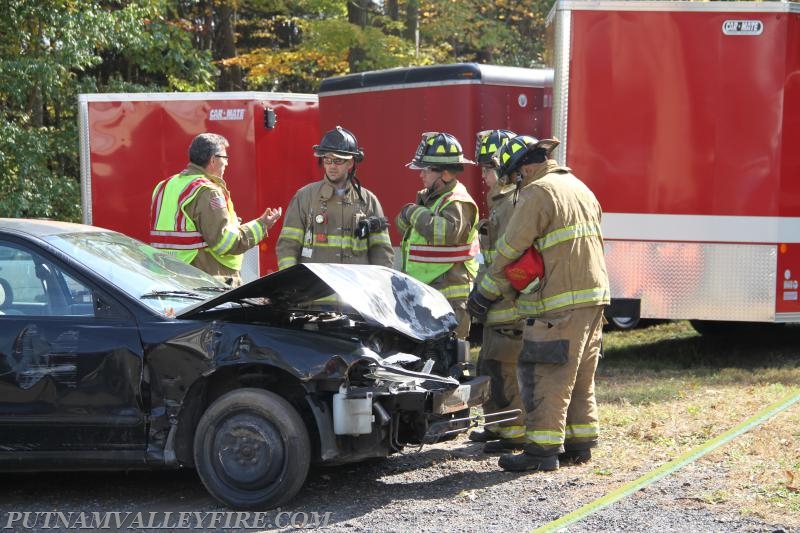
0, 219, 489, 509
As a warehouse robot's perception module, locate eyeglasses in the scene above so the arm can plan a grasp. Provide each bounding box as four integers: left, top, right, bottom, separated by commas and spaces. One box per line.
214, 154, 229, 160
421, 167, 443, 174
322, 157, 349, 166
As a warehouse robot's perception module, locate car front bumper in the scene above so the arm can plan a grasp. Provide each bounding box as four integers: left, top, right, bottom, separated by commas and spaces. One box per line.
431, 375, 490, 415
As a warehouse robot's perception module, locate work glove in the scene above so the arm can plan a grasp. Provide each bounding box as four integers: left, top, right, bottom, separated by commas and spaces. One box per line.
399, 203, 418, 224
354, 215, 389, 239
467, 288, 498, 323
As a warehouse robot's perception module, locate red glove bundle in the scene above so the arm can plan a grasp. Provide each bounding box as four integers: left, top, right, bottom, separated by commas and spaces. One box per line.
504, 247, 544, 294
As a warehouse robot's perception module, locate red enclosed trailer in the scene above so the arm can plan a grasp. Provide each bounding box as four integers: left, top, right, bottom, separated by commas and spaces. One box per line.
317, 63, 553, 243
78, 92, 320, 278
548, 0, 800, 330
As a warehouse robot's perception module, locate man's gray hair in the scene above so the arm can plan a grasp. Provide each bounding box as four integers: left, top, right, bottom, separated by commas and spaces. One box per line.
189, 133, 229, 166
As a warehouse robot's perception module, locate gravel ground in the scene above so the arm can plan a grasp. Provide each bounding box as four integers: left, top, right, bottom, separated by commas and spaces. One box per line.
284, 434, 795, 533
1, 433, 795, 532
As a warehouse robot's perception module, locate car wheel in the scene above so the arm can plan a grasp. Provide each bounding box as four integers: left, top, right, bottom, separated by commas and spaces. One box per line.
193, 388, 310, 510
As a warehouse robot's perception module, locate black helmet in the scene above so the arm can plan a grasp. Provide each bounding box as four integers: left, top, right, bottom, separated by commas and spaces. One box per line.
493, 135, 560, 178
313, 125, 364, 162
406, 132, 476, 170
475, 129, 517, 166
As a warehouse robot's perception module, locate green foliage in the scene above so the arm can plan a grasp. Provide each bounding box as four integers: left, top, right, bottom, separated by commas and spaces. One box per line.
233, 0, 554, 92
419, 0, 551, 66
0, 121, 81, 220
301, 18, 419, 75
0, 0, 217, 221
235, 15, 423, 93
0, 0, 554, 222
286, 0, 346, 17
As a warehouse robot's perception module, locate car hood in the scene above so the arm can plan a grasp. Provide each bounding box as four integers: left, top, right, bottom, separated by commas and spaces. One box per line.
177, 263, 458, 341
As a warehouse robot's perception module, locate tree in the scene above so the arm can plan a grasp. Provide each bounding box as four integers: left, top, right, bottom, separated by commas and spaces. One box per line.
418, 0, 551, 67
230, 1, 421, 93
0, 0, 216, 221
0, 0, 556, 222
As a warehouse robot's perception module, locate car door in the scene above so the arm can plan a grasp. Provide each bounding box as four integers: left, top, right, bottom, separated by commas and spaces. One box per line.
0, 240, 147, 452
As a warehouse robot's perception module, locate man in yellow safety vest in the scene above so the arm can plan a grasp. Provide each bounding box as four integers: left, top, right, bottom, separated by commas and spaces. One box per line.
150, 133, 282, 286
396, 131, 480, 339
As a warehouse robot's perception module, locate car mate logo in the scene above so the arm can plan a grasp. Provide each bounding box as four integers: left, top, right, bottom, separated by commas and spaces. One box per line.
722, 20, 763, 36
209, 108, 245, 120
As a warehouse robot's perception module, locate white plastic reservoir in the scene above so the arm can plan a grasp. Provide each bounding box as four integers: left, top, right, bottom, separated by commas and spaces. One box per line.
333, 388, 374, 435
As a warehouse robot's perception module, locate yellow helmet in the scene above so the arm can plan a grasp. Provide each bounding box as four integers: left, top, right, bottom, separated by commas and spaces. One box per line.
406, 132, 476, 170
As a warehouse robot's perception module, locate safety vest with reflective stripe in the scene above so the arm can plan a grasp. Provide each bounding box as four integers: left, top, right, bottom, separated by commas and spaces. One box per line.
402, 182, 480, 285
150, 173, 243, 271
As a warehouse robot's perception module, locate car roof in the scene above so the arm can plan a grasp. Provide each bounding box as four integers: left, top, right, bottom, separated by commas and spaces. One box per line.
0, 218, 107, 239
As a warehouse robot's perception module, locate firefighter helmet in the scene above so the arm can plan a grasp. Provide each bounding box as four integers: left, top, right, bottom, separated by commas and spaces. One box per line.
493, 135, 560, 178
406, 132, 476, 169
313, 125, 364, 162
475, 129, 517, 166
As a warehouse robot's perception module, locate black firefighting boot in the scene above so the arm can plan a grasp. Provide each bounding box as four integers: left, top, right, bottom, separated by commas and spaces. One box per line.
558, 449, 592, 465
468, 428, 501, 443
482, 437, 527, 453
498, 451, 559, 472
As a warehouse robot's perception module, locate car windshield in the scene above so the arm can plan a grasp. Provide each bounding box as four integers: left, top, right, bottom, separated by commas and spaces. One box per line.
43, 230, 226, 315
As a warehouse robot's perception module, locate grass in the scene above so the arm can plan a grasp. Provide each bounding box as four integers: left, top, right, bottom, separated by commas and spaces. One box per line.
598, 320, 800, 526
469, 320, 800, 525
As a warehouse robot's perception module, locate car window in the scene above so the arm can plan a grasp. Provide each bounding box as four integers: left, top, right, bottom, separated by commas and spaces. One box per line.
43, 230, 226, 315
0, 245, 47, 315
61, 271, 97, 316
0, 243, 96, 317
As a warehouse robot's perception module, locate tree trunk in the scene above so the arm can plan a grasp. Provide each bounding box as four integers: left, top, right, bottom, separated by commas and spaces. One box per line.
347, 0, 370, 72
215, 2, 243, 91
404, 0, 418, 44
347, 0, 369, 26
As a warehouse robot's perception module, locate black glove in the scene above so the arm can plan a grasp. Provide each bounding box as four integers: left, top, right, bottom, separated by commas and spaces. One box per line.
467, 289, 497, 322
399, 203, 418, 224
355, 216, 389, 239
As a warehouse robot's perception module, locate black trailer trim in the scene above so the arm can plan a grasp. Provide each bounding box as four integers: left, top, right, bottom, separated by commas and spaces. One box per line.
319, 63, 553, 96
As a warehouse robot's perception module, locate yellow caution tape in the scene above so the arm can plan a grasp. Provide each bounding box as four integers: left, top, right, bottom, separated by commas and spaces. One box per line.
535, 389, 800, 533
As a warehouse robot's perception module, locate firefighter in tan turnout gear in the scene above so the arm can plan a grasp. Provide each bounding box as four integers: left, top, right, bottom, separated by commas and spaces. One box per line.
396, 132, 480, 339
466, 129, 528, 452
150, 133, 282, 286
468, 134, 610, 472
276, 126, 394, 269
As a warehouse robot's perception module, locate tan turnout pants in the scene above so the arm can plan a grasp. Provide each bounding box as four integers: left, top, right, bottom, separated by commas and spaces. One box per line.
517, 306, 604, 456
476, 323, 525, 439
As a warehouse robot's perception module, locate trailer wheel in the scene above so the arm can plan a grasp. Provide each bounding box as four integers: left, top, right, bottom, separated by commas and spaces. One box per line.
603, 308, 640, 330
609, 316, 640, 330
193, 388, 310, 510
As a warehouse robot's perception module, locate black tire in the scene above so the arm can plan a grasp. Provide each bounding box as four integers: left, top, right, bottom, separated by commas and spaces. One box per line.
193, 388, 310, 510
609, 315, 640, 330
